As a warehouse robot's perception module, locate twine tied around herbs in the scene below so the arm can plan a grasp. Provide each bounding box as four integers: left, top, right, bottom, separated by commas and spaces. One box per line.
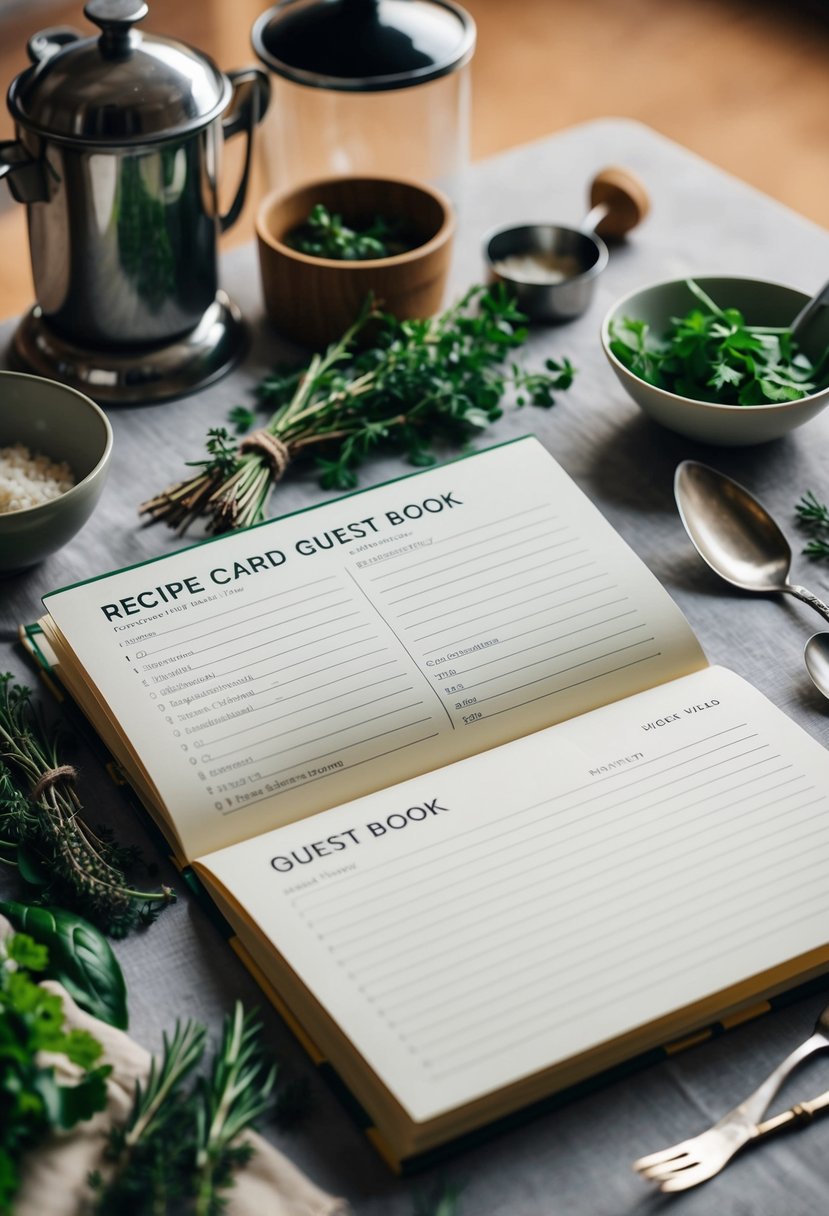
30, 764, 78, 803
239, 430, 291, 482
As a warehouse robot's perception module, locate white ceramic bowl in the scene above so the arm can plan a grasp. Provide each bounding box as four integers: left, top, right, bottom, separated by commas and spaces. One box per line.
0, 371, 113, 572
601, 276, 829, 445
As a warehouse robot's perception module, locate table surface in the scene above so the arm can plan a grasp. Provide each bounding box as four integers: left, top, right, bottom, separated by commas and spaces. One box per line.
3, 118, 829, 1215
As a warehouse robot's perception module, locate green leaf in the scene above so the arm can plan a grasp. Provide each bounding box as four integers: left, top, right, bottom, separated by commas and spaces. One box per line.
227, 406, 255, 435
5, 932, 48, 972
60, 1029, 107, 1070
463, 407, 493, 428
707, 362, 742, 390
0, 903, 128, 1029
316, 457, 359, 491
59, 1066, 111, 1127
33, 1063, 110, 1129
16, 845, 50, 888
757, 378, 803, 403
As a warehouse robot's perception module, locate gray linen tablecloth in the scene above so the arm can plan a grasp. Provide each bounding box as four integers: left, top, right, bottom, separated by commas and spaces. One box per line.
2, 118, 829, 1214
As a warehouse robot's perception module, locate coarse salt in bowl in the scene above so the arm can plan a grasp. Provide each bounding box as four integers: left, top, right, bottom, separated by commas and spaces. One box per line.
0, 443, 76, 514
0, 371, 113, 572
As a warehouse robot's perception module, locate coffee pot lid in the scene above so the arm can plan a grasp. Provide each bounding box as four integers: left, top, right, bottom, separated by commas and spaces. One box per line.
252, 0, 475, 92
8, 0, 231, 144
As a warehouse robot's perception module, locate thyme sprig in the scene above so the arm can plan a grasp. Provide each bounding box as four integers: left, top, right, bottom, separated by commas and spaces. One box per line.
94, 1004, 276, 1216
0, 675, 174, 937
795, 490, 829, 560
140, 286, 575, 534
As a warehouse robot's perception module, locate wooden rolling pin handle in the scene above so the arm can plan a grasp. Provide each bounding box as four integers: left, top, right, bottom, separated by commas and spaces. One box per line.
589, 166, 650, 240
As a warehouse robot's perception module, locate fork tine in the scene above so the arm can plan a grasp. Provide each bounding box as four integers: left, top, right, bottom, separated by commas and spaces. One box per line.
659, 1164, 720, 1193
632, 1144, 690, 1171
638, 1158, 696, 1183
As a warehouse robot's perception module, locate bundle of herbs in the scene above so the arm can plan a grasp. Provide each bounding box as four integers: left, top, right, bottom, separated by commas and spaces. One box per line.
140, 286, 575, 535
608, 279, 829, 406
0, 674, 174, 937
92, 1002, 275, 1216
0, 910, 278, 1216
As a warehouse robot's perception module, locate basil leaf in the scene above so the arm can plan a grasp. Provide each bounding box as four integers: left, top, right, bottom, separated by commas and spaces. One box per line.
0, 902, 128, 1029
15, 844, 50, 887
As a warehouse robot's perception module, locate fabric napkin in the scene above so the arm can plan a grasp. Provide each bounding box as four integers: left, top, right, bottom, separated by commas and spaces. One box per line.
3, 917, 348, 1216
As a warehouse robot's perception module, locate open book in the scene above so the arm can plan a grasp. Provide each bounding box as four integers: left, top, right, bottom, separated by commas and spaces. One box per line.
33, 437, 829, 1166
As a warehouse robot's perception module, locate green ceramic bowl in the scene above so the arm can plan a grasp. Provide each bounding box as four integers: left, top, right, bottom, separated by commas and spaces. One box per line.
0, 371, 113, 572
601, 276, 829, 445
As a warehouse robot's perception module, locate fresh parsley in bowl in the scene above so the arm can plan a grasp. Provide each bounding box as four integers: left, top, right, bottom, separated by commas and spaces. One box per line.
601, 276, 829, 445
256, 176, 454, 348
285, 203, 418, 261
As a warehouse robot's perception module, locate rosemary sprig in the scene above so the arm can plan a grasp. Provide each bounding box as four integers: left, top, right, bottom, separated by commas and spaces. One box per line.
140, 286, 575, 535
0, 675, 174, 937
192, 1004, 276, 1214
795, 490, 829, 560
116, 1021, 207, 1151
94, 1004, 276, 1216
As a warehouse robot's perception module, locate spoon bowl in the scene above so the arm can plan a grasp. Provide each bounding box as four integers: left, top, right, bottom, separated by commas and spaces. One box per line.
674, 461, 829, 624
805, 633, 829, 701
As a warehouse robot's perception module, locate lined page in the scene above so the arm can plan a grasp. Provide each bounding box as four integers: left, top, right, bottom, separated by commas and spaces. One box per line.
199, 667, 829, 1123
42, 438, 703, 859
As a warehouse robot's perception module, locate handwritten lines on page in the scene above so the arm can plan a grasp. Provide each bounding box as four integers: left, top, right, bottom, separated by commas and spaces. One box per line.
139, 574, 440, 816
365, 505, 661, 726
287, 716, 829, 1086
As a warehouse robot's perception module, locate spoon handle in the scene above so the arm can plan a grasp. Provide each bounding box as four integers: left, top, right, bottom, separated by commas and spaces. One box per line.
790, 278, 829, 340
786, 584, 829, 625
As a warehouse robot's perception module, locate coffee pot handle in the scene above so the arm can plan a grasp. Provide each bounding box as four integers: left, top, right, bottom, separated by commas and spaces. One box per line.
219, 67, 270, 234
0, 141, 49, 204
27, 27, 83, 63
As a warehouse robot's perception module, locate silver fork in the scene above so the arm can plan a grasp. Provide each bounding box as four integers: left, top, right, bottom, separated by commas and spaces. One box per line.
633, 1001, 829, 1192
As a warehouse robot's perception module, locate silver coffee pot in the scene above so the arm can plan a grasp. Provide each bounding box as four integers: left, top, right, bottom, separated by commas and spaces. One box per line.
0, 0, 270, 403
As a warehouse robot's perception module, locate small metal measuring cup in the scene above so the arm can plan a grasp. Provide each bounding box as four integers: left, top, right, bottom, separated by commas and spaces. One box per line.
484, 167, 649, 323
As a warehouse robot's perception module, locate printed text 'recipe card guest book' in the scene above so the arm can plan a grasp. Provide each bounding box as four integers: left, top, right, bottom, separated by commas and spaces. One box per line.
33, 438, 829, 1165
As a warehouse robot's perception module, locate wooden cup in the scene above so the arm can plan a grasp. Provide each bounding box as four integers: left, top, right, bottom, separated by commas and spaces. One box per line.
256, 176, 455, 349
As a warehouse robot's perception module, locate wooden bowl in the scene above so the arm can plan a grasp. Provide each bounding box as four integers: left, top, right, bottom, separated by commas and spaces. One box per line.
256, 176, 454, 349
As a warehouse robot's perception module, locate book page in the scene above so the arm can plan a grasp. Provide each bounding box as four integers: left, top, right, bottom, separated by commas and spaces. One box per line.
197, 667, 829, 1126
42, 438, 703, 860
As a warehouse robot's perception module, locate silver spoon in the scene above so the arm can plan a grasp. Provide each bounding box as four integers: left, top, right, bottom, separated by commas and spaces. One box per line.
804, 634, 829, 700
674, 461, 829, 626
790, 276, 829, 340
